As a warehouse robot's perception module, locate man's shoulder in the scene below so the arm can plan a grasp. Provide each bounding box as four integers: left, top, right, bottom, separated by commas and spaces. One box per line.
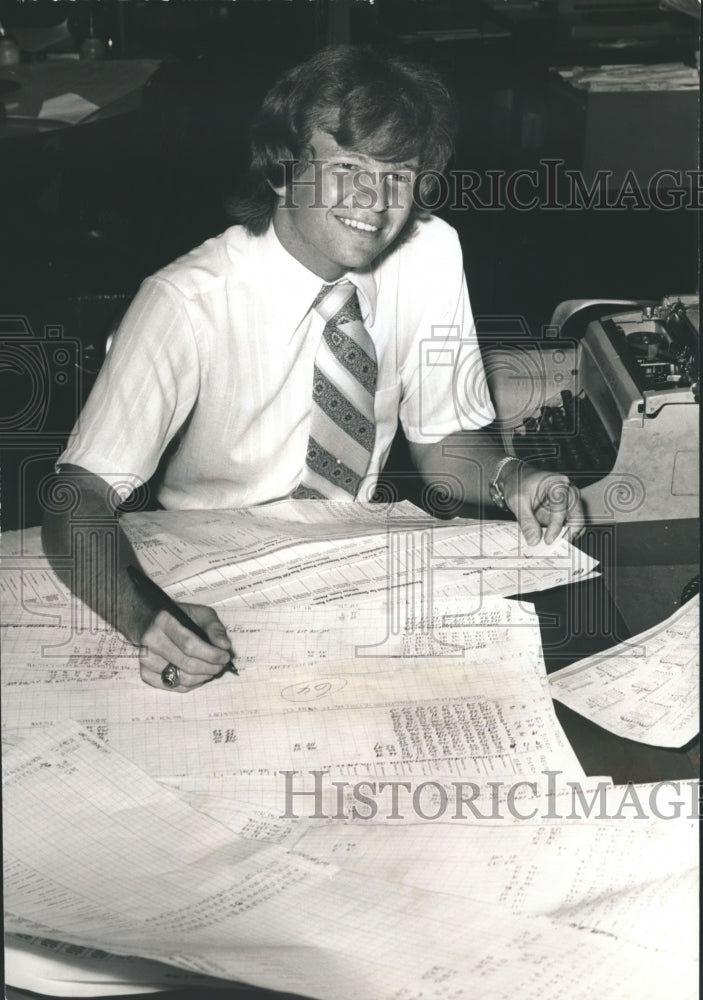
372, 214, 462, 289
152, 225, 258, 301
409, 213, 460, 249
413, 213, 460, 246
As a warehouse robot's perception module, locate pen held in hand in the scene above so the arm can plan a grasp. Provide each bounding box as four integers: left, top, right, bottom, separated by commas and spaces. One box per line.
126, 565, 238, 676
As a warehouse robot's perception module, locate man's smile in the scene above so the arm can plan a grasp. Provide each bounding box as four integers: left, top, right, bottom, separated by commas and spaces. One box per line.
336, 216, 381, 234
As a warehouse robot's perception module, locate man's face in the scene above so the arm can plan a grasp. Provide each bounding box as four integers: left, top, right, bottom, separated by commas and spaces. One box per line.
272, 129, 419, 281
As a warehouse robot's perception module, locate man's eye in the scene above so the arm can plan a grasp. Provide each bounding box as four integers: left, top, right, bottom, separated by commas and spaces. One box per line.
334, 163, 358, 171
390, 172, 411, 184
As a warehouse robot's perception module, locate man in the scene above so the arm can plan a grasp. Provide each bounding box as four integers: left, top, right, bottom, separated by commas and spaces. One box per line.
42, 45, 582, 692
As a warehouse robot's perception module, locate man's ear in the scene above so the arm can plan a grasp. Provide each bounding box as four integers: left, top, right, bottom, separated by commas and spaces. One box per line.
267, 151, 301, 198
269, 144, 312, 197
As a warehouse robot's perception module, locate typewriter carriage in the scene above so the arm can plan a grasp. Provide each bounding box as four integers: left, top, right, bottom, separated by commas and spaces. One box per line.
485, 296, 699, 522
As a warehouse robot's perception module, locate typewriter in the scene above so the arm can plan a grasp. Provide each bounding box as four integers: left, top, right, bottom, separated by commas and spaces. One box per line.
485, 296, 699, 523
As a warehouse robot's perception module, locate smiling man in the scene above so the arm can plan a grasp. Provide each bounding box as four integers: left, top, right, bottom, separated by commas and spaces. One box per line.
272, 130, 419, 278
42, 45, 583, 692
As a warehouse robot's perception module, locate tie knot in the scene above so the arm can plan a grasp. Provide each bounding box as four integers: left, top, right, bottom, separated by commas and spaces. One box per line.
312, 281, 358, 324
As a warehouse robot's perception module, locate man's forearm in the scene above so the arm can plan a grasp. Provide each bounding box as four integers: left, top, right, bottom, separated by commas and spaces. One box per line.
41, 467, 152, 643
408, 428, 514, 510
408, 426, 583, 543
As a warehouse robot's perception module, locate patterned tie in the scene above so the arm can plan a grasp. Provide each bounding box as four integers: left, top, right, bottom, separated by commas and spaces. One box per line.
293, 281, 378, 500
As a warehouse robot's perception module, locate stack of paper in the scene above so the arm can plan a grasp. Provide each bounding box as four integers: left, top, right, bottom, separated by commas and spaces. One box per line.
3, 723, 697, 1000
556, 63, 700, 92
1, 502, 697, 1000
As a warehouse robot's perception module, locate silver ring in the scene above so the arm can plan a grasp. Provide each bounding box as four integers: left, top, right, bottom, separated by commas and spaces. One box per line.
161, 664, 180, 689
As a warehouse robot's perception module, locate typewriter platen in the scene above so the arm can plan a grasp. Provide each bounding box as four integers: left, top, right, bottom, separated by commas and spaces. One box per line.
486, 296, 699, 522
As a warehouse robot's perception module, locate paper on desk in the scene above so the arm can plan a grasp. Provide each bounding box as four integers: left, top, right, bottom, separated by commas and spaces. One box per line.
122, 499, 435, 585
549, 597, 699, 747
39, 92, 100, 124
7, 59, 161, 120
121, 501, 598, 603
1, 595, 586, 785
3, 515, 690, 999
159, 769, 615, 824
556, 63, 700, 92
0, 510, 598, 627
2, 592, 544, 682
0, 562, 72, 626
3, 723, 697, 1000
2, 500, 424, 604
428, 521, 599, 601
0, 508, 453, 624
1, 526, 74, 625
1, 509, 400, 626
3, 932, 232, 998
217, 592, 551, 673
166, 519, 599, 609
295, 783, 698, 959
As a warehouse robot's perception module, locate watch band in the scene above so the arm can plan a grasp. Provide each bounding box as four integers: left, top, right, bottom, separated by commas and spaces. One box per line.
489, 456, 522, 512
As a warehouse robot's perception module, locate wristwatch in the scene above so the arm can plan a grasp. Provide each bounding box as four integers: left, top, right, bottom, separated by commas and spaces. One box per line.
488, 456, 522, 512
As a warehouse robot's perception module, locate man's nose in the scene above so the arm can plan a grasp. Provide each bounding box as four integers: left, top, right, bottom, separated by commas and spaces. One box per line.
352, 169, 389, 212
370, 173, 390, 212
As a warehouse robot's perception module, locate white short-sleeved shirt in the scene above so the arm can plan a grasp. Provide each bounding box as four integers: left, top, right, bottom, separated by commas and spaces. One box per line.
59, 216, 495, 509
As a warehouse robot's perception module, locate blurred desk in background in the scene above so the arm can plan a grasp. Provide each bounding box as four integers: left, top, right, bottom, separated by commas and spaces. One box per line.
551, 62, 699, 189
0, 59, 161, 135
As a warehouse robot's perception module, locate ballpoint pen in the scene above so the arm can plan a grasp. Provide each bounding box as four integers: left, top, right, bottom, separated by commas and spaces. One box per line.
126, 564, 238, 676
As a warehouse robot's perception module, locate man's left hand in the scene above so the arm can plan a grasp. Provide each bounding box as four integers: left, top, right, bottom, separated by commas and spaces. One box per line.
502, 463, 584, 546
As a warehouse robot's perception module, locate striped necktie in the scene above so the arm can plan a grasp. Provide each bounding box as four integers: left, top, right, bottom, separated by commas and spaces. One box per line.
293, 281, 378, 500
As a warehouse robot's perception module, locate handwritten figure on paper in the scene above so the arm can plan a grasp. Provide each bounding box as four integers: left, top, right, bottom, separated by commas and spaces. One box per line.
281, 679, 348, 703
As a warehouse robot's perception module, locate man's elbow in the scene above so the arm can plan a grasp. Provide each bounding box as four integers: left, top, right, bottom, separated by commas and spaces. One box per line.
40, 466, 116, 562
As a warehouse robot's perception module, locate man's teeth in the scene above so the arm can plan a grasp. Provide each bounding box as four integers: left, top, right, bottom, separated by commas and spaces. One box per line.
340, 218, 378, 233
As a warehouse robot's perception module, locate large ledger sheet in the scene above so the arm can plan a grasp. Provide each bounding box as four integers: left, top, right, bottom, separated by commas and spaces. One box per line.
3, 723, 697, 1000
1, 593, 585, 793
1, 502, 599, 625
549, 597, 699, 747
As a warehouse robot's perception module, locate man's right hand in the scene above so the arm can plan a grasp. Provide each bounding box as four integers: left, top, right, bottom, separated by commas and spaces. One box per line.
42, 466, 235, 694
138, 602, 234, 692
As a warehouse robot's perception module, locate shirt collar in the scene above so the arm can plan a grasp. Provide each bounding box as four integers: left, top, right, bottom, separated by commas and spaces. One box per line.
256, 225, 378, 342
